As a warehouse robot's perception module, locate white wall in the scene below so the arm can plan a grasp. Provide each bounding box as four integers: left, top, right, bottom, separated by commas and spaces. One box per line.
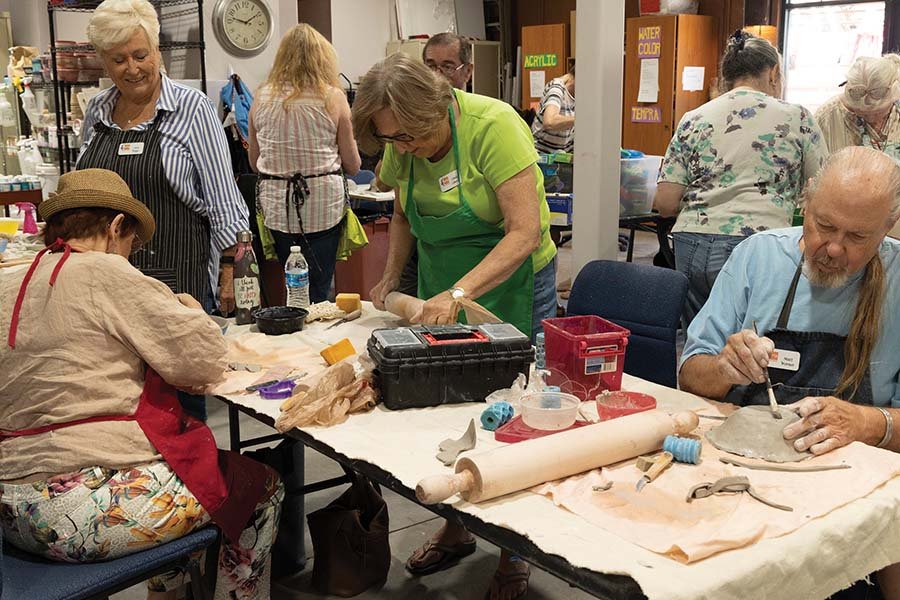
330, 0, 395, 84
2, 0, 298, 92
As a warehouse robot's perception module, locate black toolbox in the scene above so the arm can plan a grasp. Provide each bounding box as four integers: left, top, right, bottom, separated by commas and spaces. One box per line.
367, 323, 534, 410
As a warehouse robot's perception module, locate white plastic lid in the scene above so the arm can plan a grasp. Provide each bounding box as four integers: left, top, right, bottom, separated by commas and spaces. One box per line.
35, 163, 59, 175
290, 245, 302, 253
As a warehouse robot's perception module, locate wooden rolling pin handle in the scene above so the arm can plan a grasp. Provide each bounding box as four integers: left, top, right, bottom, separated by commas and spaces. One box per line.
673, 411, 700, 435
384, 292, 425, 323
416, 470, 475, 505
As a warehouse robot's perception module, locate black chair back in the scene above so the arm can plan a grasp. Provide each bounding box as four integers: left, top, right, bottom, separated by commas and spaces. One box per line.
567, 260, 688, 388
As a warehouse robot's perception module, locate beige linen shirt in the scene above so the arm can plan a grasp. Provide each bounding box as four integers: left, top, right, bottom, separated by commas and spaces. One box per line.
0, 251, 227, 481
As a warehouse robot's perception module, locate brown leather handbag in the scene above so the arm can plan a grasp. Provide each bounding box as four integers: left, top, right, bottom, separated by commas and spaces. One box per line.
307, 467, 391, 596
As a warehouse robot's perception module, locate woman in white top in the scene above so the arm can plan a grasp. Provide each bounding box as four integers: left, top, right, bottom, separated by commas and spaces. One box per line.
249, 23, 361, 303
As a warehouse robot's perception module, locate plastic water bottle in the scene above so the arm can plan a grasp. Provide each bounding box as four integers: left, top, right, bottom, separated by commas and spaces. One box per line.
285, 246, 310, 309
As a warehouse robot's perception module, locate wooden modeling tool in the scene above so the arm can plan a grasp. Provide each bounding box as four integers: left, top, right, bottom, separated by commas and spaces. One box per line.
416, 410, 699, 505
752, 320, 781, 420
635, 451, 674, 492
325, 308, 362, 329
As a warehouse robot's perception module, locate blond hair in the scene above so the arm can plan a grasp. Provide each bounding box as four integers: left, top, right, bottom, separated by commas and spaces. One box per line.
87, 0, 160, 53
262, 24, 339, 100
352, 53, 454, 155
803, 146, 900, 398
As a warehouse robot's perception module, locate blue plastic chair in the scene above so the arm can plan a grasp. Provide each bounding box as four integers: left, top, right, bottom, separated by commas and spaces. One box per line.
566, 260, 689, 388
348, 170, 376, 186
2, 526, 219, 600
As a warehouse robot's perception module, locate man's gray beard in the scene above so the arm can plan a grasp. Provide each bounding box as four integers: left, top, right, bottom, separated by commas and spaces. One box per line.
802, 259, 849, 288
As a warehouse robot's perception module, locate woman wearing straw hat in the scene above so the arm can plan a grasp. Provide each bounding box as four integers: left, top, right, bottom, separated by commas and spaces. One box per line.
0, 169, 283, 600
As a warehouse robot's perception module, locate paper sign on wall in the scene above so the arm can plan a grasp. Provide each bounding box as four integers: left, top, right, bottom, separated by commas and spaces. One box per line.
530, 70, 546, 98
637, 58, 659, 103
631, 105, 662, 123
682, 66, 705, 92
637, 26, 662, 59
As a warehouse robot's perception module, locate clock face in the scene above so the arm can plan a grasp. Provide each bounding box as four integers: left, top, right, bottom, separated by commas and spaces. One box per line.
216, 0, 272, 56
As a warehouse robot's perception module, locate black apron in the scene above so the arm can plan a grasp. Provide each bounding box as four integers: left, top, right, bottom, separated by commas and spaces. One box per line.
724, 261, 874, 407
77, 113, 212, 301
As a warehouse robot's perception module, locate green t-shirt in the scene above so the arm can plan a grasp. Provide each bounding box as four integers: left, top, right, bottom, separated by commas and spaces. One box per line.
379, 90, 556, 273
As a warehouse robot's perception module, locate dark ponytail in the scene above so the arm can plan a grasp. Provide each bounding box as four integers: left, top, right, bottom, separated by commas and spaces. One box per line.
720, 29, 780, 91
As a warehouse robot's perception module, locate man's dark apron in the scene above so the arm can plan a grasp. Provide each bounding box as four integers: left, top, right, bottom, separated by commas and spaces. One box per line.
724, 261, 873, 407
77, 113, 212, 302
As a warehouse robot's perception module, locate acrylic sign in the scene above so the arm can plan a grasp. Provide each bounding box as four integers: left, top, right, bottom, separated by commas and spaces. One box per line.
631, 105, 662, 123
637, 26, 662, 59
524, 54, 558, 68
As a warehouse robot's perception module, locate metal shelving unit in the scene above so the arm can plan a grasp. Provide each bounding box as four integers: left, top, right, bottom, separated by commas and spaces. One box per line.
46, 0, 207, 173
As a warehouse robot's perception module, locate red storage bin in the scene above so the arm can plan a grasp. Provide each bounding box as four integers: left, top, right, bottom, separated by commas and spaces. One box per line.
334, 216, 390, 300
542, 315, 630, 401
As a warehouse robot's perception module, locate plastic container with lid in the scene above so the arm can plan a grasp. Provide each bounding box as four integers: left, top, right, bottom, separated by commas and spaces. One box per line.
620, 155, 662, 217
36, 163, 59, 200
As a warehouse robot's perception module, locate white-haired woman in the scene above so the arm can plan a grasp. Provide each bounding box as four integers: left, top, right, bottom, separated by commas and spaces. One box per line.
815, 54, 900, 161
79, 0, 249, 316
248, 23, 361, 303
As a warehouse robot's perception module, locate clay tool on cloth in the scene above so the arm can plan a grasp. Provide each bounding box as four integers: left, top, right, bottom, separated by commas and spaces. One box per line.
752, 320, 781, 419
325, 308, 362, 330
635, 451, 674, 492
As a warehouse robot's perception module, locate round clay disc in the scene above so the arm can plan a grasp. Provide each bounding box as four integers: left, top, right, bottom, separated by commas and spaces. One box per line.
706, 405, 811, 463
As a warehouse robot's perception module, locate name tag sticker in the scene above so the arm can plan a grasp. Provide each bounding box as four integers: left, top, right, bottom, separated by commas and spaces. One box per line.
118, 142, 144, 156
438, 170, 460, 193
769, 349, 800, 372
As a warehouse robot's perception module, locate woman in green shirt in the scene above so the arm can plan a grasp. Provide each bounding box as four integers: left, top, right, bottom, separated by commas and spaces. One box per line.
353, 53, 557, 341
352, 53, 556, 599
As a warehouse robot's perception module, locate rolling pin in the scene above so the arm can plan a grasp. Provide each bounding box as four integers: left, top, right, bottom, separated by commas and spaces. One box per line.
384, 292, 424, 322
416, 409, 699, 504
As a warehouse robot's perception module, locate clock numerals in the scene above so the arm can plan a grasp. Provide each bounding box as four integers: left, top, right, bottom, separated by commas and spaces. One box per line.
218, 0, 270, 54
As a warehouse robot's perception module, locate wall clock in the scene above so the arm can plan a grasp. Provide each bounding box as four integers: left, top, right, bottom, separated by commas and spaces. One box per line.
212, 0, 274, 57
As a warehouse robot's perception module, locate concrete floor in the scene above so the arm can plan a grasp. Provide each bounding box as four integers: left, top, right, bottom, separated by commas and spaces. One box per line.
112, 231, 663, 600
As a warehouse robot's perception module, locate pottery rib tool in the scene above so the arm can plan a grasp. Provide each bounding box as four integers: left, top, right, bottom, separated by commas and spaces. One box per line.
416, 410, 699, 504
751, 320, 781, 420
635, 451, 674, 492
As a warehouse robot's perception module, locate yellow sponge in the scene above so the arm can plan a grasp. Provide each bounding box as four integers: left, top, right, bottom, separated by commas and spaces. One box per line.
336, 293, 362, 314
321, 338, 356, 365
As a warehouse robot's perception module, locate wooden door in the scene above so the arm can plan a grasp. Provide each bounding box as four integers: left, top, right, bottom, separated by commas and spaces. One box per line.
673, 15, 717, 128
521, 23, 568, 110
622, 16, 677, 156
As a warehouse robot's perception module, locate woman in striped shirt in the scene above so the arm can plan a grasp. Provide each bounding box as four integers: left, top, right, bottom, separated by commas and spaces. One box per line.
248, 24, 361, 303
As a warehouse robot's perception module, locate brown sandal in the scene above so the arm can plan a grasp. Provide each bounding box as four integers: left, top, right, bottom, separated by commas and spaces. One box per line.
484, 562, 530, 600
405, 538, 477, 576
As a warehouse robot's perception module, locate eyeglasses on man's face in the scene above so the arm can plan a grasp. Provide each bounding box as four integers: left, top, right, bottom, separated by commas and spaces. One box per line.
426, 61, 466, 77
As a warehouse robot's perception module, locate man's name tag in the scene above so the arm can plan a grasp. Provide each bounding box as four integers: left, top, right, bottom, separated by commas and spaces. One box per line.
118, 142, 144, 156
439, 170, 460, 192
769, 349, 800, 372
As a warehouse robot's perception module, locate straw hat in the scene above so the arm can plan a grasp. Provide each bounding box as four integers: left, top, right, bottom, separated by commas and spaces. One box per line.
39, 168, 156, 242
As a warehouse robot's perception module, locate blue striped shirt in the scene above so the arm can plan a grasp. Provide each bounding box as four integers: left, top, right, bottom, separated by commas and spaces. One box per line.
80, 75, 249, 296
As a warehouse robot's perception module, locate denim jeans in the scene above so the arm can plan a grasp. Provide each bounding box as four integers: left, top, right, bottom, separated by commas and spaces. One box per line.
271, 221, 343, 304
531, 257, 558, 341
673, 232, 747, 327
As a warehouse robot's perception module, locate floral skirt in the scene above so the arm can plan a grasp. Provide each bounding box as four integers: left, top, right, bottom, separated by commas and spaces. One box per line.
0, 461, 283, 599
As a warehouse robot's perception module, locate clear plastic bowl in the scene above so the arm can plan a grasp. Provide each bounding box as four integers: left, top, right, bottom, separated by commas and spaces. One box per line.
520, 391, 581, 431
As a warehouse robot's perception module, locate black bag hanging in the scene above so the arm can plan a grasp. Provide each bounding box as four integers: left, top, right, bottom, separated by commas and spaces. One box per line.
307, 466, 391, 597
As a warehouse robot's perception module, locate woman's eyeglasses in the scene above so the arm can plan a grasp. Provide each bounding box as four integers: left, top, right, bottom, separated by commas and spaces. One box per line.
374, 130, 414, 143
130, 232, 144, 256
841, 82, 891, 102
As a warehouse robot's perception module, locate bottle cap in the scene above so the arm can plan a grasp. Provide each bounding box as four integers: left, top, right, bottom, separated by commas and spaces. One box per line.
237, 231, 253, 243
290, 245, 302, 253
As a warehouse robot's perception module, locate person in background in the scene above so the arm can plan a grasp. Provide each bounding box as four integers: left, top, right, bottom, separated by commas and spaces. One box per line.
353, 53, 557, 600
79, 0, 248, 315
815, 54, 900, 161
530, 64, 575, 154
0, 169, 282, 600
654, 30, 827, 326
678, 147, 900, 597
248, 23, 361, 303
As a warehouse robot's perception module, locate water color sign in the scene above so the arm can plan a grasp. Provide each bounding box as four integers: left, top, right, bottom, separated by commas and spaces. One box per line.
631, 105, 662, 123
524, 54, 558, 68
637, 26, 662, 58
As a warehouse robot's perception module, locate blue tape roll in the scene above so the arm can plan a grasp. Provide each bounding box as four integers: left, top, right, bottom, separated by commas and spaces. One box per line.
663, 435, 701, 464
481, 401, 514, 431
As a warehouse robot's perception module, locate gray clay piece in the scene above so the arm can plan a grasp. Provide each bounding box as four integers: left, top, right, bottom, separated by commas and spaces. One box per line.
436, 419, 478, 466
706, 405, 811, 463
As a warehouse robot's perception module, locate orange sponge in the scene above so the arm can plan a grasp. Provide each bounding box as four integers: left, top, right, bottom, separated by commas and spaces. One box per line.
321, 338, 356, 365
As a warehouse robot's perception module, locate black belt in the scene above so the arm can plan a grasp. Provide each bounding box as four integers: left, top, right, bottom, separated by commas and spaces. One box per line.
258, 170, 343, 234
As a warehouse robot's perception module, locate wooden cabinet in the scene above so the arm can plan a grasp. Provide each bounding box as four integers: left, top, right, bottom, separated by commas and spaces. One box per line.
385, 39, 502, 98
521, 23, 568, 110
622, 15, 718, 156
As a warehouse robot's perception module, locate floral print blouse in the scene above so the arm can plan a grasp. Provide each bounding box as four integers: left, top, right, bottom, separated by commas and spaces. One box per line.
660, 89, 827, 236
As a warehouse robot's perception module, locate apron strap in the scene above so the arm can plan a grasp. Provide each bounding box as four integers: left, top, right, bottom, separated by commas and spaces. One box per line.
777, 260, 804, 330
0, 414, 136, 440
7, 239, 74, 349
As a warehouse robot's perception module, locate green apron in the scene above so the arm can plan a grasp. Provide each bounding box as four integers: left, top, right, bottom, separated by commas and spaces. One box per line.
404, 102, 534, 336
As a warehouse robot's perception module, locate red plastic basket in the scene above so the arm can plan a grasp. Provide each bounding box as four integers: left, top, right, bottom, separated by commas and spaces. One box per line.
542, 315, 630, 401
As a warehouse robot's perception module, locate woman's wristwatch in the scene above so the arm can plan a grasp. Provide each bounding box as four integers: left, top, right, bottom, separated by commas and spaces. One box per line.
449, 287, 466, 300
